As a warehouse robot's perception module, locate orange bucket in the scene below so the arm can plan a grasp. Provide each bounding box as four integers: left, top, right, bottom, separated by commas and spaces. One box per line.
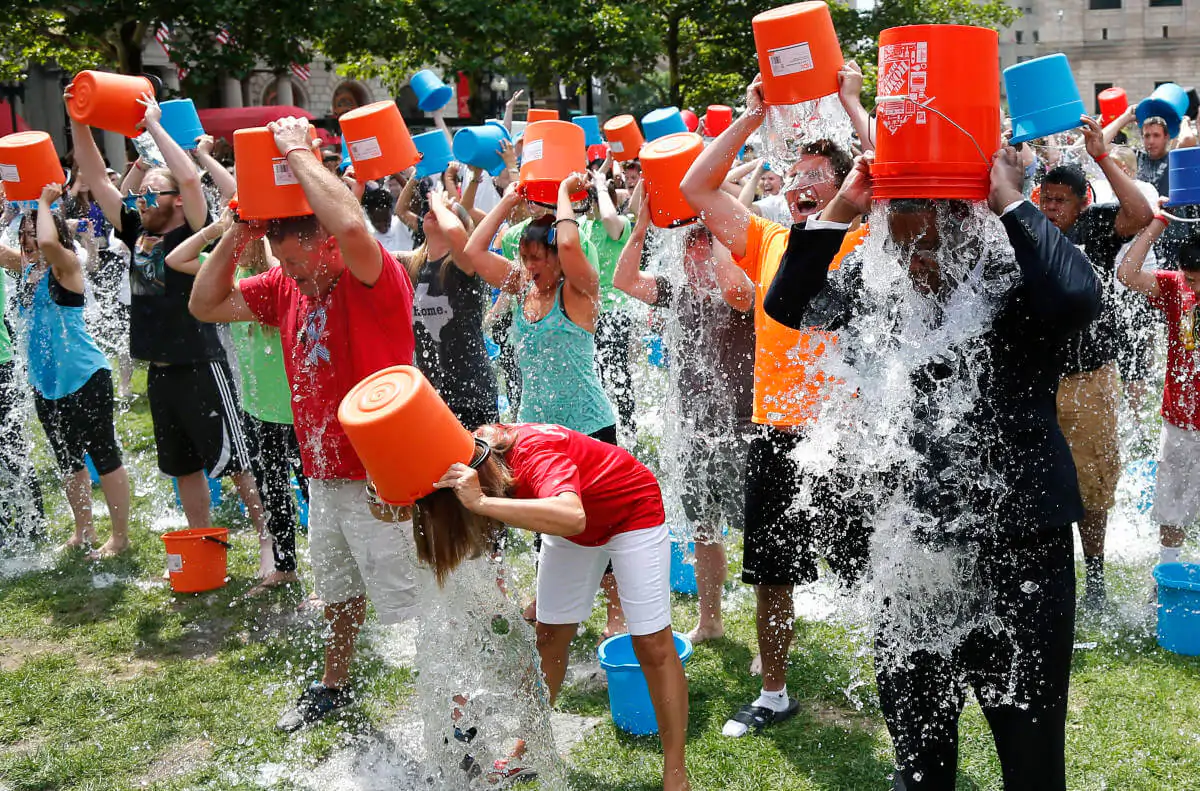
161, 528, 230, 593
753, 2, 844, 105
339, 101, 421, 182
1099, 87, 1129, 126
519, 120, 587, 204
603, 115, 645, 162
704, 105, 734, 137
233, 127, 320, 221
527, 108, 560, 123
338, 365, 476, 506
641, 133, 704, 228
872, 25, 999, 202
0, 132, 66, 202
67, 70, 155, 138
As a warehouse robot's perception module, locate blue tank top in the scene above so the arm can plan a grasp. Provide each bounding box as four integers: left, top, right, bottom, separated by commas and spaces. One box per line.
510, 283, 615, 435
18, 265, 110, 399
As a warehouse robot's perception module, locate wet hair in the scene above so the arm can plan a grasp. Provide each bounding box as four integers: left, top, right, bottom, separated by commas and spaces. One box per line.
800, 139, 853, 184
1179, 236, 1200, 273
361, 186, 395, 215
413, 425, 518, 585
20, 211, 73, 249
265, 213, 322, 244
1042, 164, 1088, 200
519, 214, 558, 258
1142, 116, 1170, 136
143, 167, 179, 190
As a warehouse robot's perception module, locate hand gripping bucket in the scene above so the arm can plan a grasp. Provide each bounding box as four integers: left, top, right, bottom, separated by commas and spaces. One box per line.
641, 132, 705, 229
1004, 54, 1087, 145
1098, 87, 1129, 126
642, 108, 688, 143
410, 69, 454, 113
872, 25, 1000, 202
1168, 147, 1200, 207
598, 632, 693, 735
454, 123, 512, 176
527, 108, 560, 124
161, 528, 230, 594
518, 121, 587, 204
233, 127, 319, 221
413, 130, 454, 179
572, 115, 604, 147
752, 2, 844, 105
1138, 83, 1190, 139
340, 101, 420, 182
1153, 562, 1200, 656
704, 105, 734, 137
67, 70, 155, 138
603, 115, 644, 162
159, 99, 205, 150
0, 132, 65, 202
338, 365, 476, 506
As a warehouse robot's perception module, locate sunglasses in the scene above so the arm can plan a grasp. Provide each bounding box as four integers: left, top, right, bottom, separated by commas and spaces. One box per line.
121, 189, 179, 210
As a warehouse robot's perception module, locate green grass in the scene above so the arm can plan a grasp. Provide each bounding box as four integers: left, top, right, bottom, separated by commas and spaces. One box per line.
2, 368, 1200, 790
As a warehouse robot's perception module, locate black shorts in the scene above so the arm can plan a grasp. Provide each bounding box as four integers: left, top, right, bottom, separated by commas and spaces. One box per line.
34, 368, 122, 476
147, 360, 251, 478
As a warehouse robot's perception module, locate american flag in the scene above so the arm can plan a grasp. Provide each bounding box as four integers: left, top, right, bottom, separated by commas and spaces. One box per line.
289, 62, 311, 81
155, 22, 172, 54
215, 26, 232, 45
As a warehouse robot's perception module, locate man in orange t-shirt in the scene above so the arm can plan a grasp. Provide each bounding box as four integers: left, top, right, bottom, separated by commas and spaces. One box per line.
681, 71, 870, 738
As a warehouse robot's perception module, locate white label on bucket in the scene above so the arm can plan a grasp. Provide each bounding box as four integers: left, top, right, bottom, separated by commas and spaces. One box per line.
167, 553, 183, 573
877, 41, 931, 133
767, 42, 814, 78
271, 157, 299, 186
524, 139, 544, 163
610, 140, 624, 154
349, 136, 383, 161
0, 163, 17, 182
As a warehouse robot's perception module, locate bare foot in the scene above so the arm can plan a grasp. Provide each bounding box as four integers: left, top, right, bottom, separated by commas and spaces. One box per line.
749, 653, 763, 676
297, 592, 325, 613
257, 538, 276, 579
687, 623, 725, 644
245, 570, 300, 597
60, 534, 97, 552
97, 539, 131, 558
522, 599, 537, 623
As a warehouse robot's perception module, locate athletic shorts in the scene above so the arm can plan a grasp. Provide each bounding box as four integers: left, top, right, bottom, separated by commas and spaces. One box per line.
1153, 421, 1200, 527
308, 478, 423, 622
147, 360, 251, 478
680, 428, 750, 540
537, 524, 670, 635
1056, 362, 1120, 512
33, 368, 122, 476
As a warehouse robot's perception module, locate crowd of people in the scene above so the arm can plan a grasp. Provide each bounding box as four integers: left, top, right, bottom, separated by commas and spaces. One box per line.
1, 52, 1198, 790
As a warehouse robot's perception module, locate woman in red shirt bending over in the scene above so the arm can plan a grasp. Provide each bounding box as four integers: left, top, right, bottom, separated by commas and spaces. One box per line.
421, 422, 690, 791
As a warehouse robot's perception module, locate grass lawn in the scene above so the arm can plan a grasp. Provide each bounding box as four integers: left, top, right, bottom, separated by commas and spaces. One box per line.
1, 370, 1199, 790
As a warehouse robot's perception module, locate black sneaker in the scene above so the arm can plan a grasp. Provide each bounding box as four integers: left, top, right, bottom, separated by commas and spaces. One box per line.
276, 681, 355, 732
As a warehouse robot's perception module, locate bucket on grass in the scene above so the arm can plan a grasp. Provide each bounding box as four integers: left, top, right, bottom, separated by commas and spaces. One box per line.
603, 115, 644, 162
598, 632, 694, 735
752, 2, 844, 106
233, 127, 319, 220
410, 70, 454, 113
1167, 147, 1200, 207
0, 132, 65, 202
527, 108, 559, 124
161, 527, 230, 593
453, 123, 512, 176
572, 115, 603, 147
413, 130, 454, 179
67, 70, 155, 138
640, 132, 704, 228
641, 108, 688, 143
1154, 562, 1200, 656
340, 101, 420, 182
1137, 83, 1189, 139
1004, 54, 1087, 145
159, 99, 205, 150
518, 121, 587, 204
172, 472, 223, 510
1098, 87, 1129, 126
670, 540, 697, 595
703, 105, 733, 137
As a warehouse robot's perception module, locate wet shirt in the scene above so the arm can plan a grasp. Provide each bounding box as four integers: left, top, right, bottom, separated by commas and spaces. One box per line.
579, 216, 632, 313
115, 207, 224, 364
1137, 150, 1170, 196
0, 273, 11, 365
1060, 204, 1131, 375
231, 265, 294, 425
505, 422, 665, 547
239, 243, 415, 480
16, 264, 110, 399
1149, 271, 1200, 430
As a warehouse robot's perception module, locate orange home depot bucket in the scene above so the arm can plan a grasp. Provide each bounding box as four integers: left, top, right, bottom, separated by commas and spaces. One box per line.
338, 366, 476, 506
0, 132, 65, 202
641, 132, 705, 228
752, 2, 844, 105
603, 115, 644, 162
872, 25, 999, 202
527, 108, 560, 124
233, 127, 319, 221
1099, 87, 1129, 126
67, 71, 155, 138
339, 101, 420, 182
519, 120, 587, 204
161, 528, 230, 593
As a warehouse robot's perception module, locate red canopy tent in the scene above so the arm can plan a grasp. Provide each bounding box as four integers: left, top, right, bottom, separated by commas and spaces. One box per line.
196, 105, 339, 146
0, 101, 30, 137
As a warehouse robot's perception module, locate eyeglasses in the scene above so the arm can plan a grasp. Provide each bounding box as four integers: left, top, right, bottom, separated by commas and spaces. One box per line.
121, 189, 179, 210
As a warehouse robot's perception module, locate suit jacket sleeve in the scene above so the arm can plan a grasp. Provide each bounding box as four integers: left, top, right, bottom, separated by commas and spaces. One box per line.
763, 226, 850, 331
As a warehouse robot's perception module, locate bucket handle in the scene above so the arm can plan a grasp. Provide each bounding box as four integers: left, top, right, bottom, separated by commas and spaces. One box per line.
1161, 210, 1200, 223
875, 95, 990, 165
202, 535, 231, 549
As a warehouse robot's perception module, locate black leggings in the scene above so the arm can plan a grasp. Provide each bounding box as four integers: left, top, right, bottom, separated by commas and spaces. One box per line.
595, 311, 636, 435
242, 412, 302, 573
876, 526, 1075, 791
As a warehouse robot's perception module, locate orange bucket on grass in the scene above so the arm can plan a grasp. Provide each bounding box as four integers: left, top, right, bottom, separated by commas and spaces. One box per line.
339, 101, 420, 182
603, 115, 644, 162
162, 528, 230, 593
872, 25, 1000, 202
338, 365, 476, 506
233, 127, 320, 221
0, 132, 66, 202
641, 132, 705, 228
67, 70, 155, 138
519, 120, 587, 204
527, 108, 560, 124
1099, 87, 1129, 126
752, 2, 844, 105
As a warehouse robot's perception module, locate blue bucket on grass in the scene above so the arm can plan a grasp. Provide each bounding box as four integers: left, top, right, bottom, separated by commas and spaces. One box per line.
411, 69, 453, 113
642, 108, 687, 143
413, 130, 453, 178
670, 540, 697, 595
598, 632, 693, 735
1154, 562, 1200, 655
573, 115, 604, 147
159, 99, 205, 150
1126, 458, 1158, 514
1004, 54, 1087, 145
172, 472, 223, 510
1137, 82, 1189, 139
1168, 147, 1200, 207
453, 123, 511, 176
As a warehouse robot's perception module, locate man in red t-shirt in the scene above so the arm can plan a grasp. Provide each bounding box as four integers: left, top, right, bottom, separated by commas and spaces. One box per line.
1117, 216, 1200, 567
191, 116, 420, 732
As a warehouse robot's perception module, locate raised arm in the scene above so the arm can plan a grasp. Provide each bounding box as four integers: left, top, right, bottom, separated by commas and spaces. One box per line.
435, 462, 586, 538
394, 170, 420, 230
590, 167, 626, 241
1117, 215, 1167, 299
838, 61, 874, 153
137, 93, 207, 232
166, 209, 234, 275
1081, 115, 1153, 238
192, 135, 237, 203
189, 221, 258, 323
63, 86, 125, 230
432, 108, 453, 147
740, 161, 765, 210
36, 185, 85, 293
428, 190, 475, 275
714, 239, 754, 312
502, 89, 524, 135
556, 172, 600, 299
612, 199, 659, 305
463, 186, 524, 292
1103, 105, 1137, 146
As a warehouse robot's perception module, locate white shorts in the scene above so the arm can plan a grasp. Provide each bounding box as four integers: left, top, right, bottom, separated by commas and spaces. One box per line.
1152, 421, 1200, 527
536, 524, 671, 636
309, 478, 423, 623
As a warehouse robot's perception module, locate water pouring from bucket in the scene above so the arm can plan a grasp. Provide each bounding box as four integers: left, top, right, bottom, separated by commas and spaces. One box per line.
339, 100, 420, 182
66, 70, 156, 138
0, 132, 66, 203
233, 127, 320, 221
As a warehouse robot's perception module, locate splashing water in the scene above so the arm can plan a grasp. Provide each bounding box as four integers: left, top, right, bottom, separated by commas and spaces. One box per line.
759, 95, 854, 174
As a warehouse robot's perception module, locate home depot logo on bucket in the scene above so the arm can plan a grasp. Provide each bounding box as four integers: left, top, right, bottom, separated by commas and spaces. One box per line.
877, 41, 930, 134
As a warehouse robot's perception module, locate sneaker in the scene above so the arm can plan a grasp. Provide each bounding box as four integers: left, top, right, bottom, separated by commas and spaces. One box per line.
276, 681, 355, 732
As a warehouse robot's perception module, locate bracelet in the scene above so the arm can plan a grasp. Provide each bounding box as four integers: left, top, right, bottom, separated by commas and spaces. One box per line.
134, 159, 151, 172
1094, 151, 1109, 163
1154, 213, 1170, 225
282, 145, 310, 160
553, 217, 580, 228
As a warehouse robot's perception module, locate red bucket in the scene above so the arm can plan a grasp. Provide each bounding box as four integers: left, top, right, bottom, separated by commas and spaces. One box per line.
162, 528, 230, 594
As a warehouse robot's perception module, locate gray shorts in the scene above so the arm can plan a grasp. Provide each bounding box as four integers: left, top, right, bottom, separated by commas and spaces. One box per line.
680, 427, 751, 541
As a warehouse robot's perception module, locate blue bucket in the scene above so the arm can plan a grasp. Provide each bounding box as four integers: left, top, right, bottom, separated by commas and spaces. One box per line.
573, 115, 604, 147
159, 99, 205, 150
597, 632, 693, 735
411, 70, 453, 113
1126, 458, 1158, 514
413, 130, 453, 178
1168, 147, 1200, 207
642, 108, 688, 143
292, 476, 309, 530
172, 472, 223, 510
670, 540, 697, 595
1004, 54, 1087, 145
84, 454, 101, 486
1154, 562, 1200, 655
1137, 82, 1189, 139
643, 334, 667, 368
452, 123, 511, 176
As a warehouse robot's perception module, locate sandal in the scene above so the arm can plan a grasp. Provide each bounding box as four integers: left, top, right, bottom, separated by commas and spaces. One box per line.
723, 700, 800, 737
276, 681, 355, 732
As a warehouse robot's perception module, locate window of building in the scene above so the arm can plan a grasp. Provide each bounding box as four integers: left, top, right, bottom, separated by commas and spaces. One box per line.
1016, 30, 1024, 43
1163, 25, 1170, 37
1089, 0, 1121, 8
1102, 27, 1108, 39
1033, 30, 1040, 42
1094, 83, 1114, 114
1149, 0, 1182, 6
